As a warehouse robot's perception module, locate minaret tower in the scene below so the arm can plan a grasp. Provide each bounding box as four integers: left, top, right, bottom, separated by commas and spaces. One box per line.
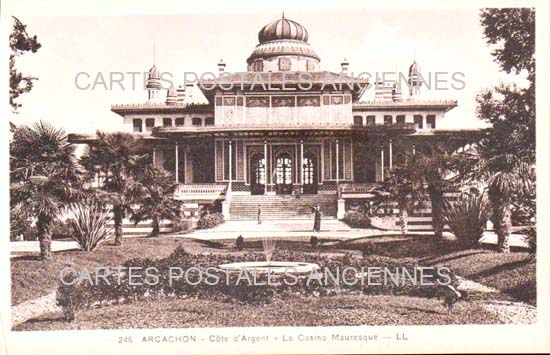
408, 60, 422, 98
146, 65, 161, 102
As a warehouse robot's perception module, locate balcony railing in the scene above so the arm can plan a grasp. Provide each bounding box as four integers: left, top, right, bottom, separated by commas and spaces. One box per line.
174, 183, 228, 201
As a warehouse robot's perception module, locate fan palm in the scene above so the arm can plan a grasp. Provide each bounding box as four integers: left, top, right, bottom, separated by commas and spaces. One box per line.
10, 121, 83, 259
80, 132, 148, 245
130, 167, 181, 237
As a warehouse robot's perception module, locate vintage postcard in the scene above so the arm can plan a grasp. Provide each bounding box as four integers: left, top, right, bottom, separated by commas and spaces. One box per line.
1, 0, 549, 353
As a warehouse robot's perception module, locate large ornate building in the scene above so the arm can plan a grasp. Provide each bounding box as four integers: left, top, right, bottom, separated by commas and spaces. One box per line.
71, 15, 464, 220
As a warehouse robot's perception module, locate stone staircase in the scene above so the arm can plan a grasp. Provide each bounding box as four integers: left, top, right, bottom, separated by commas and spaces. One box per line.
229, 194, 337, 220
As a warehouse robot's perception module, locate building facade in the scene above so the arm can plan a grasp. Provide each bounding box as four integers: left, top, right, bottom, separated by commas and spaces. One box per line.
71, 15, 463, 220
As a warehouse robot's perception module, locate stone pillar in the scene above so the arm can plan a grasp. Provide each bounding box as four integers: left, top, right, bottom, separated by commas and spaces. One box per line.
184, 147, 193, 183
389, 139, 393, 169
175, 142, 179, 184
264, 139, 268, 195
335, 139, 340, 187
152, 146, 156, 167
337, 198, 346, 219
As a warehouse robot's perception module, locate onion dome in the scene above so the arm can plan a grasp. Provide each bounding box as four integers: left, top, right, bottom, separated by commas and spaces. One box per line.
247, 14, 320, 66
146, 64, 161, 90
258, 14, 309, 43
409, 60, 419, 76
166, 86, 178, 105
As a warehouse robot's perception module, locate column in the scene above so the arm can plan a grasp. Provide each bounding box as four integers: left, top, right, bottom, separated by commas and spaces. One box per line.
389, 139, 393, 169
380, 147, 384, 182
175, 142, 179, 184
228, 139, 233, 183
335, 139, 340, 187
152, 146, 156, 167
264, 139, 268, 194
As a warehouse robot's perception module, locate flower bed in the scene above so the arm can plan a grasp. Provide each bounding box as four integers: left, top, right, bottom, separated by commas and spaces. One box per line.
56, 246, 457, 321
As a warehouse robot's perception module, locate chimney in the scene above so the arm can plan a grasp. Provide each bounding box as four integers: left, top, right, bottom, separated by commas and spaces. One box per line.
218, 59, 226, 74
341, 58, 349, 74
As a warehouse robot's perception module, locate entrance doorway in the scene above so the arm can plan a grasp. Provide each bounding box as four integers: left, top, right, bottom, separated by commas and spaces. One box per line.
302, 152, 318, 194
275, 152, 293, 195
249, 153, 265, 195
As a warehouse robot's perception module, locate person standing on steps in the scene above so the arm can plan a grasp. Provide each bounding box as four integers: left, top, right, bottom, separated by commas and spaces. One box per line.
257, 205, 262, 224
312, 205, 321, 232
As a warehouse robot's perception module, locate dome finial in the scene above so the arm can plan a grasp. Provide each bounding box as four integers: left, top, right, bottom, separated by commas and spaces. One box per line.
282, 11, 285, 19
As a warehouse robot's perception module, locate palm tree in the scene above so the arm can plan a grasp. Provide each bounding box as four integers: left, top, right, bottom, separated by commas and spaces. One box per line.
459, 145, 533, 253
80, 132, 148, 245
415, 143, 458, 239
130, 167, 181, 237
10, 122, 82, 259
384, 152, 424, 235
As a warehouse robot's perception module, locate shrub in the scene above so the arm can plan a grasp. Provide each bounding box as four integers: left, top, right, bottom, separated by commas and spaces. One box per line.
525, 224, 536, 254
342, 211, 372, 228
236, 235, 244, 250
361, 241, 389, 257
172, 218, 192, 233
442, 191, 490, 247
310, 235, 319, 248
197, 212, 224, 229
66, 203, 113, 251
50, 220, 73, 240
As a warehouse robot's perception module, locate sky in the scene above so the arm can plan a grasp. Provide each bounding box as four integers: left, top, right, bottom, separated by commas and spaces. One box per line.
9, 9, 522, 133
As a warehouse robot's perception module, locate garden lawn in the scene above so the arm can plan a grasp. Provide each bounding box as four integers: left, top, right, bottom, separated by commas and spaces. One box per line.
11, 237, 217, 306
14, 294, 501, 331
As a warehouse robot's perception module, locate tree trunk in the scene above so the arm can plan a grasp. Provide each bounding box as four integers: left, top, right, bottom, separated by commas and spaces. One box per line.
37, 214, 52, 260
429, 186, 445, 239
113, 206, 123, 246
494, 200, 512, 253
150, 216, 160, 237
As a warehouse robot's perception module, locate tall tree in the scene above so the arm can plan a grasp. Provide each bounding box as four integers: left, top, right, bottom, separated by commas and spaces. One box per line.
80, 132, 148, 245
10, 122, 82, 259
130, 167, 181, 237
472, 8, 536, 252
10, 17, 41, 112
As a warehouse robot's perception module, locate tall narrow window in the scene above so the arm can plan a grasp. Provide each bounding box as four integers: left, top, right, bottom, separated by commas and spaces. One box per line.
163, 118, 172, 127
414, 115, 423, 129
133, 119, 142, 133
145, 118, 155, 132
253, 59, 263, 72
353, 116, 363, 126
426, 115, 436, 129
396, 115, 405, 124
384, 115, 393, 125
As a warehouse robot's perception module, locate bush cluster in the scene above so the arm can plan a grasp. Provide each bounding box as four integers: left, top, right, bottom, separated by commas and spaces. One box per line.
196, 213, 224, 229
56, 246, 457, 321
342, 211, 372, 228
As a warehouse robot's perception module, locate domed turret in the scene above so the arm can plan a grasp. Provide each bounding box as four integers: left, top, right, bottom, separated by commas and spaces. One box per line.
408, 60, 422, 97
146, 65, 161, 102
247, 14, 320, 72
258, 15, 309, 43
166, 86, 178, 105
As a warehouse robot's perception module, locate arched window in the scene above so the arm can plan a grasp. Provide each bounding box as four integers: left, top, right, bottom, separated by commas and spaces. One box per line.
192, 117, 202, 126
163, 118, 172, 127
353, 116, 363, 126
396, 115, 405, 124
426, 115, 436, 129
205, 117, 215, 126
384, 115, 393, 125
279, 57, 291, 71
175, 117, 185, 127
366, 115, 376, 125
145, 118, 155, 132
133, 119, 142, 133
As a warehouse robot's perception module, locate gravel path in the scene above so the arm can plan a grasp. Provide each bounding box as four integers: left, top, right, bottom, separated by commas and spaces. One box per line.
11, 276, 536, 327
11, 292, 60, 327
455, 276, 536, 324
